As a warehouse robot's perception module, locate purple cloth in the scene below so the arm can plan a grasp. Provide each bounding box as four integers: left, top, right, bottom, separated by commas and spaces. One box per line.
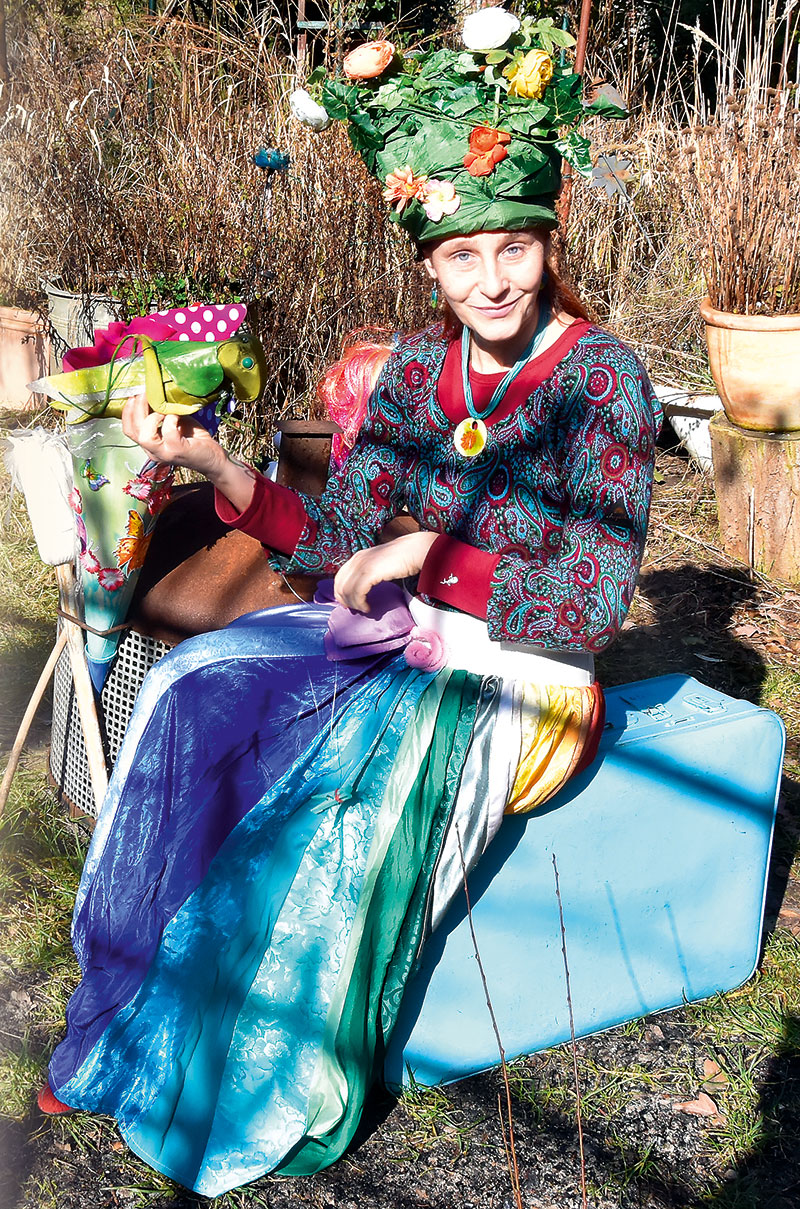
317, 580, 414, 661
315, 580, 445, 669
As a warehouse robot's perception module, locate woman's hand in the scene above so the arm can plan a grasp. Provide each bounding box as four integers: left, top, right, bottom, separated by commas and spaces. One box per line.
334, 531, 438, 613
121, 393, 225, 477
121, 393, 257, 514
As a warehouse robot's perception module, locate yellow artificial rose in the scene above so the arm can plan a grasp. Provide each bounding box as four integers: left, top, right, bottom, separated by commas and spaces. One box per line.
503, 48, 553, 100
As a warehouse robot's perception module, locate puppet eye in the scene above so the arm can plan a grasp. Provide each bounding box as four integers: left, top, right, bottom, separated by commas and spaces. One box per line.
242, 356, 255, 369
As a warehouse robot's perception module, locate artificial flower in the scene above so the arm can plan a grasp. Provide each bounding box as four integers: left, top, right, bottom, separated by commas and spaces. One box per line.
122, 478, 152, 502
343, 40, 396, 80
68, 487, 82, 514
383, 165, 428, 212
462, 7, 520, 51
80, 548, 100, 575
504, 48, 553, 99
146, 485, 172, 515
289, 88, 331, 131
463, 126, 511, 177
98, 567, 125, 591
422, 179, 461, 221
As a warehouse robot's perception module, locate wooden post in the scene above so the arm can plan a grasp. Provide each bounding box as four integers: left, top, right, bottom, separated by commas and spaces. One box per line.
710, 412, 800, 583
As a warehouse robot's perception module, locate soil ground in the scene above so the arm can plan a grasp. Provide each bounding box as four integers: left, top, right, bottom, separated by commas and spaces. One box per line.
2, 432, 799, 1209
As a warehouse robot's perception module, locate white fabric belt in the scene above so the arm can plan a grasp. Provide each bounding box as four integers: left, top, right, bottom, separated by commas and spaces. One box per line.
408, 597, 595, 686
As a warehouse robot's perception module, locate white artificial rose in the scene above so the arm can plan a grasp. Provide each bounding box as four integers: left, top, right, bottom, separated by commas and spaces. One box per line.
461, 7, 520, 52
289, 88, 331, 131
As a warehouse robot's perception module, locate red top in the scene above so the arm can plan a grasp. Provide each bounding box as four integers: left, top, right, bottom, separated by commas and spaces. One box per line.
436, 319, 591, 425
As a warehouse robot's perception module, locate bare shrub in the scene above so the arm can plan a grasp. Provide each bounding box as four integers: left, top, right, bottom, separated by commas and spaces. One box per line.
0, 5, 431, 449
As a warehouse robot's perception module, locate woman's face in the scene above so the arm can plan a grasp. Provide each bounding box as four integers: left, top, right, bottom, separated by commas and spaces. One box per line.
422, 229, 548, 354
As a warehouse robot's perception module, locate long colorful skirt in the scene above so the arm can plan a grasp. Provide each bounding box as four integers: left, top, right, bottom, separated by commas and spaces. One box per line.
48, 602, 603, 1196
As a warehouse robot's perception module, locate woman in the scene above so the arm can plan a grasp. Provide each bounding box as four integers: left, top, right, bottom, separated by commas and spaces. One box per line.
41, 16, 662, 1196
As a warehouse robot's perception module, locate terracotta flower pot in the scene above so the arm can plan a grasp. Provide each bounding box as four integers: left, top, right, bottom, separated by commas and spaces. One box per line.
700, 298, 800, 432
0, 307, 49, 410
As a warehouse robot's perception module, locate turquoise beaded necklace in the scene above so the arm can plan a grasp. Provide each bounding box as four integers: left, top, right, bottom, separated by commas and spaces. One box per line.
460, 297, 552, 422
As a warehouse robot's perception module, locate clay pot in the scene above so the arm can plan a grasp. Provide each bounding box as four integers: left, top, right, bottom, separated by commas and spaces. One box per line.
0, 307, 49, 410
700, 298, 800, 432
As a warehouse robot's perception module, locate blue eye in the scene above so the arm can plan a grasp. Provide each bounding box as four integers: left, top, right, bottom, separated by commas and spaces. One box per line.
242, 356, 254, 368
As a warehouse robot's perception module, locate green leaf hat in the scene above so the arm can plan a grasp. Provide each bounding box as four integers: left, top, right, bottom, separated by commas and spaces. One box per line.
290, 8, 627, 243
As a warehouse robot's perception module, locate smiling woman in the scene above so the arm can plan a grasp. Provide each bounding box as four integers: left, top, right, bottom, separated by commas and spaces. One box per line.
422, 229, 551, 367
40, 9, 662, 1199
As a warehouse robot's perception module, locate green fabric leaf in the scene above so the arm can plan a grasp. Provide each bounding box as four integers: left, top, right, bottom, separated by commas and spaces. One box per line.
321, 79, 359, 120
372, 82, 406, 111
349, 110, 384, 152
485, 49, 509, 66
453, 52, 482, 75
583, 85, 629, 120
550, 73, 584, 125
555, 133, 593, 176
502, 103, 549, 134
483, 64, 510, 89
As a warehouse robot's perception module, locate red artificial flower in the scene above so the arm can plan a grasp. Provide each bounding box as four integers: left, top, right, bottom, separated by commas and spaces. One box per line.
463, 126, 511, 177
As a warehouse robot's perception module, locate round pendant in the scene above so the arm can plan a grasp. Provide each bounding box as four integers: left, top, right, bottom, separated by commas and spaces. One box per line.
453, 417, 488, 458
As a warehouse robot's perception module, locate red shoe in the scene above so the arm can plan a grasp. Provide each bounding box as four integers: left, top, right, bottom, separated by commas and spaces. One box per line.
37, 1083, 74, 1115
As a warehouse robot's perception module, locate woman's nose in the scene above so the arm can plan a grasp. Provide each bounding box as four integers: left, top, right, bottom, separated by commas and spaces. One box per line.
478, 257, 508, 299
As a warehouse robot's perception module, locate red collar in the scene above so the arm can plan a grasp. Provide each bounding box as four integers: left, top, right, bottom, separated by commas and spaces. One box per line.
436, 319, 591, 426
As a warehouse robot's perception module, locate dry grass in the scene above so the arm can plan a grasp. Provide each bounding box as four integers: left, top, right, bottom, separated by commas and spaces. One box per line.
0, 3, 433, 454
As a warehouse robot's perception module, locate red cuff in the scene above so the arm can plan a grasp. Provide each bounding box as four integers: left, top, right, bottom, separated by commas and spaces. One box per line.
417, 534, 500, 619
214, 472, 312, 557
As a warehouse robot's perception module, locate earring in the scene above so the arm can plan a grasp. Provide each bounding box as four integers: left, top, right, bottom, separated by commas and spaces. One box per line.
431, 282, 439, 308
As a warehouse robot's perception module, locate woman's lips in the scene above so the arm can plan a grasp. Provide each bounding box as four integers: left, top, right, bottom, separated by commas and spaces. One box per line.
470, 298, 521, 318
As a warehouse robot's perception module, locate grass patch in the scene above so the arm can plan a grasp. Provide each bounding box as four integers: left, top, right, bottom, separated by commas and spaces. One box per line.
397, 1079, 482, 1158
0, 1047, 47, 1122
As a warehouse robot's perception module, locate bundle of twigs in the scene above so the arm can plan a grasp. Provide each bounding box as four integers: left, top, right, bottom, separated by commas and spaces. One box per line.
684, 95, 800, 315
680, 0, 800, 316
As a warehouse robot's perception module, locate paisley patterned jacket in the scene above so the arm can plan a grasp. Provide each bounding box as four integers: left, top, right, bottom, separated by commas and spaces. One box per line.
250, 323, 662, 652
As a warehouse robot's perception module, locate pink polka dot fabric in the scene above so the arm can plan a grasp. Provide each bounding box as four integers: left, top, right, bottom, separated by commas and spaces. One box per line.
154, 303, 248, 344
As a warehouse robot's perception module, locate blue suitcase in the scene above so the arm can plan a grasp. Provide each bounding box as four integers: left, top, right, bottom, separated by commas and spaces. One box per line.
384, 674, 785, 1088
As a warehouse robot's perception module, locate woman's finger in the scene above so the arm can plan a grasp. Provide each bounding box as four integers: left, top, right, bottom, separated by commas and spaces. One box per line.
121, 393, 150, 441
160, 413, 182, 445
333, 552, 375, 613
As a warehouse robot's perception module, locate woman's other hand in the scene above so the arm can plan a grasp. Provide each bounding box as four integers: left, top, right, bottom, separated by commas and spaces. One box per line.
334, 531, 438, 613
121, 393, 257, 514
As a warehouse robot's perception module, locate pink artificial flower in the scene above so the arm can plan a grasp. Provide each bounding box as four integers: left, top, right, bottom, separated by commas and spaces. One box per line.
98, 567, 125, 591
383, 165, 428, 213
404, 627, 446, 672
422, 179, 461, 222
80, 548, 100, 575
123, 478, 151, 501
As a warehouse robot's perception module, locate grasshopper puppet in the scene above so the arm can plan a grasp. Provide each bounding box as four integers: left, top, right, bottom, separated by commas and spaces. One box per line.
30, 330, 266, 426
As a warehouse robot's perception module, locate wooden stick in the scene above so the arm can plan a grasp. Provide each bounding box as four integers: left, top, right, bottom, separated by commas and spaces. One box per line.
0, 627, 69, 819
456, 827, 523, 1209
55, 563, 109, 813
553, 852, 589, 1209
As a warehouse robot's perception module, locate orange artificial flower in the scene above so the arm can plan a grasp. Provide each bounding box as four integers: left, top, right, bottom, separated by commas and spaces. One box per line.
343, 40, 396, 80
383, 165, 428, 213
463, 125, 511, 177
